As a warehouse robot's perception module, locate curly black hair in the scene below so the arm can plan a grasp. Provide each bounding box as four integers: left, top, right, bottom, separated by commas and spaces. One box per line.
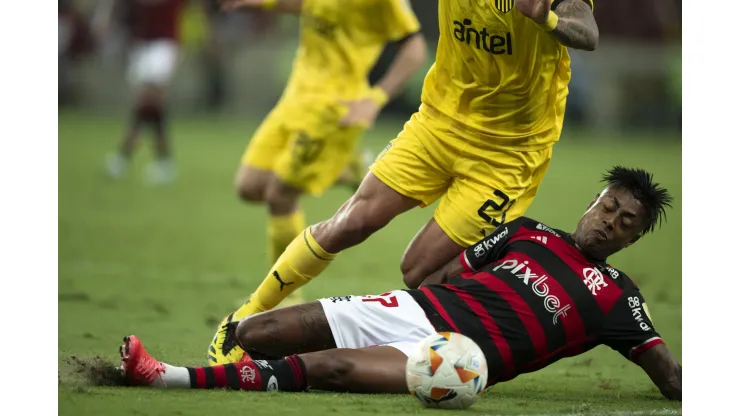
601, 166, 673, 235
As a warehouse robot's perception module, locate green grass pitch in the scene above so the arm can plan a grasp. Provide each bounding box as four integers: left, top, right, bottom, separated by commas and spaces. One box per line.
58, 111, 682, 415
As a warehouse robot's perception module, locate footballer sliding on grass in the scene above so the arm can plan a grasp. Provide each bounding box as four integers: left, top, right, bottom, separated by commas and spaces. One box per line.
115, 167, 681, 401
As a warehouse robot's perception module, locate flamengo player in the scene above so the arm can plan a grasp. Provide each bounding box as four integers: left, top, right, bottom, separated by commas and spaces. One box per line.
95, 0, 184, 184
208, 0, 603, 363
116, 167, 681, 401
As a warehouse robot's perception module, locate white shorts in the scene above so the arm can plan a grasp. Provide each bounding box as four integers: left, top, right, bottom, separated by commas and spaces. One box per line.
128, 40, 179, 87
318, 290, 437, 357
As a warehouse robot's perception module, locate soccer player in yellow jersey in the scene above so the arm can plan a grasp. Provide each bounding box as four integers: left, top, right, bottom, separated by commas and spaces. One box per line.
207, 0, 426, 363
220, 0, 427, 310
207, 0, 599, 364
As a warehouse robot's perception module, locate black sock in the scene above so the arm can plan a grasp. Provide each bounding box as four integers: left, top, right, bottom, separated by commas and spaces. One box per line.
118, 105, 149, 158
185, 356, 307, 391
253, 356, 308, 391
149, 107, 170, 160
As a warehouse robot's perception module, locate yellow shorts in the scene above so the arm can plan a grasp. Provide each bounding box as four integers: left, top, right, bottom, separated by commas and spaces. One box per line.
241, 100, 365, 195
370, 111, 554, 247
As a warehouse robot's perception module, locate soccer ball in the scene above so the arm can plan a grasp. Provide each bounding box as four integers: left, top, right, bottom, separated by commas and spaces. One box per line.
406, 332, 488, 410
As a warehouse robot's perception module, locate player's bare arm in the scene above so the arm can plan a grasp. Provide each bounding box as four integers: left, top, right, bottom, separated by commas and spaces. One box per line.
634, 343, 682, 401
375, 33, 427, 105
340, 33, 427, 128
221, 0, 303, 14
515, 0, 599, 51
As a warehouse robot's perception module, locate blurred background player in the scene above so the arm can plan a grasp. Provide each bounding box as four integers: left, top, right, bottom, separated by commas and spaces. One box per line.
59, 0, 94, 106
198, 0, 277, 112
208, 0, 601, 363
219, 0, 427, 313
94, 0, 185, 184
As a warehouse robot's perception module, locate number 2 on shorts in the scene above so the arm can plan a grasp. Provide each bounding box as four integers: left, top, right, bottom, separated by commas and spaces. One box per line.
361, 292, 399, 308
478, 189, 513, 227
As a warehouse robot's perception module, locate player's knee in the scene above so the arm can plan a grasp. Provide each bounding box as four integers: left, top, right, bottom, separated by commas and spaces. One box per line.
234, 314, 273, 352
400, 255, 425, 289
311, 354, 355, 391
234, 317, 255, 350
235, 180, 265, 203
234, 172, 266, 203
264, 179, 301, 216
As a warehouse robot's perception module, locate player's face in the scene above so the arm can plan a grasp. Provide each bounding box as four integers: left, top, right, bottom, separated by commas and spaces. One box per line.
574, 187, 649, 259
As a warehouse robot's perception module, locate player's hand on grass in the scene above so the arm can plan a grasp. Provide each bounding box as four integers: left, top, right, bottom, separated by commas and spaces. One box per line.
514, 0, 552, 24
339, 99, 381, 128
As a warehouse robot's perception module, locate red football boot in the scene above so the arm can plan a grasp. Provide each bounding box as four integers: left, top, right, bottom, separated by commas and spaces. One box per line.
120, 335, 166, 387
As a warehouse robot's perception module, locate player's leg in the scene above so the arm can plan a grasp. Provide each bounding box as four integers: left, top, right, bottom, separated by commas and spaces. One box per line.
235, 105, 292, 203
263, 175, 305, 306
105, 88, 148, 178
143, 40, 179, 184
106, 40, 179, 182
122, 335, 407, 393
223, 112, 306, 312
209, 120, 371, 365
105, 43, 150, 178
208, 113, 329, 366
302, 346, 409, 393
233, 165, 272, 203
233, 116, 450, 319
400, 219, 465, 288
126, 291, 433, 392
235, 290, 435, 355
401, 145, 554, 288
240, 290, 433, 393
239, 108, 303, 281
128, 83, 172, 184
246, 123, 363, 309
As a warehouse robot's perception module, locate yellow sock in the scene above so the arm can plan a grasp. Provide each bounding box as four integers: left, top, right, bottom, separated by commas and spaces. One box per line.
267, 211, 305, 306
235, 227, 336, 319
268, 211, 305, 264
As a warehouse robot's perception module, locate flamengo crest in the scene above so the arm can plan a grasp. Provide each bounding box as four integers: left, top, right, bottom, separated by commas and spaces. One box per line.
582, 267, 608, 295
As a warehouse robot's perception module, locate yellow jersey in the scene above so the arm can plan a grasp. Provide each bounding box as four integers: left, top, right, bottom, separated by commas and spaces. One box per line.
282, 0, 421, 106
421, 0, 594, 150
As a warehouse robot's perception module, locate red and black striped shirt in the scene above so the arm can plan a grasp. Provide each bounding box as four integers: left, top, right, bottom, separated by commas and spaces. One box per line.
406, 217, 663, 386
